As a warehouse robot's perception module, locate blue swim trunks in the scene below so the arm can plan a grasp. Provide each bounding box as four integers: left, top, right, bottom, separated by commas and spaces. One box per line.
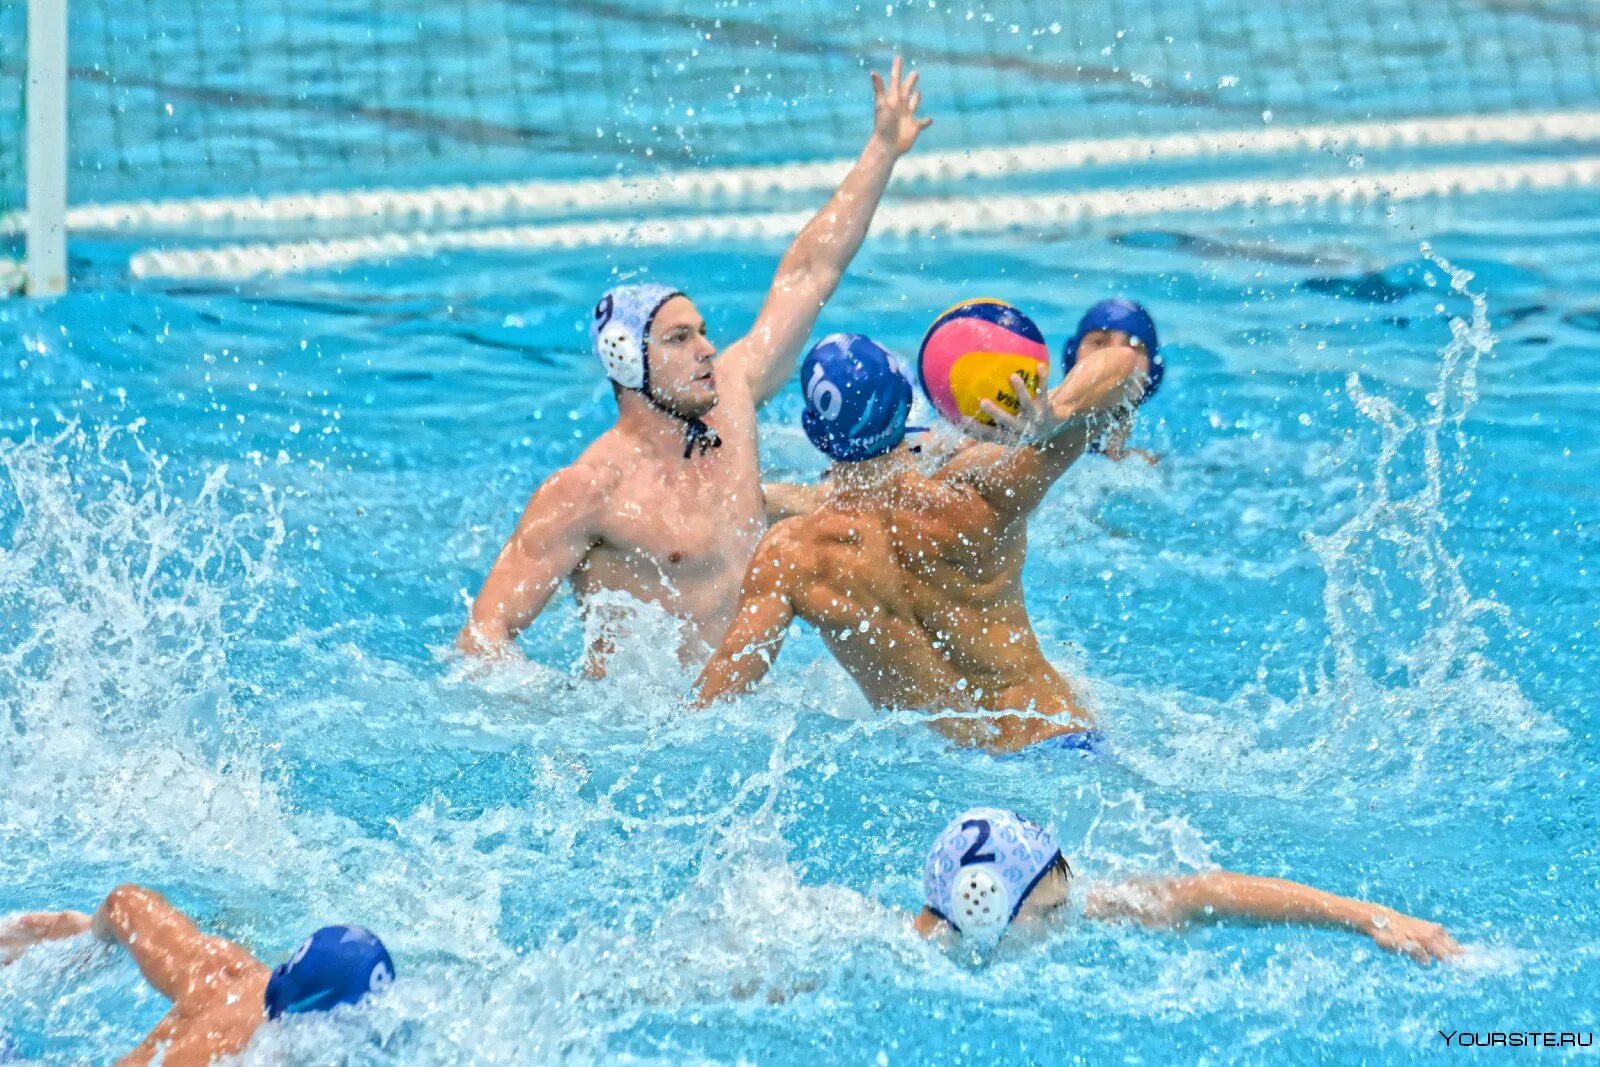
1003, 729, 1107, 760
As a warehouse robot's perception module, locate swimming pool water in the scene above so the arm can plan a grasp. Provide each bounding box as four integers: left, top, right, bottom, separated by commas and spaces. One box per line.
2, 182, 1598, 1059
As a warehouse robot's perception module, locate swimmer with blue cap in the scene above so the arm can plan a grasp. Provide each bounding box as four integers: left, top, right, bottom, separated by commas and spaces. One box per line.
914, 807, 1462, 963
460, 57, 934, 675
1051, 297, 1164, 463
694, 327, 1144, 752
2, 885, 393, 1065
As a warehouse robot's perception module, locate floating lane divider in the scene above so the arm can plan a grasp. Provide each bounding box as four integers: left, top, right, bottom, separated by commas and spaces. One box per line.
2, 108, 1599, 241
128, 155, 1600, 281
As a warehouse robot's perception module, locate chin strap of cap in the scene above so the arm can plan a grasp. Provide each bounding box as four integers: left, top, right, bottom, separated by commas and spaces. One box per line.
682, 418, 721, 458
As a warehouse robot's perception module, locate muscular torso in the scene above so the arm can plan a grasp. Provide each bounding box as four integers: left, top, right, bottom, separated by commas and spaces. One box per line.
779, 469, 1090, 751
572, 377, 767, 665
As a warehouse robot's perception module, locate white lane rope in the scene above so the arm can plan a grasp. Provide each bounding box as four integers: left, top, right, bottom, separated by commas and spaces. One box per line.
3, 108, 1599, 240
128, 155, 1600, 281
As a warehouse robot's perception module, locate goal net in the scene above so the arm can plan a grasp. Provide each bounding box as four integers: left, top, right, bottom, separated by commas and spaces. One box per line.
7, 0, 1600, 287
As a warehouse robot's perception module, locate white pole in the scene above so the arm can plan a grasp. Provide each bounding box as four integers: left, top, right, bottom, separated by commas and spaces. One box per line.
25, 0, 67, 297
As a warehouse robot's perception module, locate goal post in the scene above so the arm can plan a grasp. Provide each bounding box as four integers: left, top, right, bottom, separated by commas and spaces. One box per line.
24, 0, 67, 296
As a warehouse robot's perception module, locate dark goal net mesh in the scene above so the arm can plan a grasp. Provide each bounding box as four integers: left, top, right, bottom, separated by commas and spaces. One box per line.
54, 0, 1600, 205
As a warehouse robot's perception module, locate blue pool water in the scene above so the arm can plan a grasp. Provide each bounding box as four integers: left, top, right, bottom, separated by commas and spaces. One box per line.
1, 176, 1596, 1061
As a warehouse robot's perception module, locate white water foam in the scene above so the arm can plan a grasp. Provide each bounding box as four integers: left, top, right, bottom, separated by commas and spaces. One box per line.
1115, 248, 1562, 800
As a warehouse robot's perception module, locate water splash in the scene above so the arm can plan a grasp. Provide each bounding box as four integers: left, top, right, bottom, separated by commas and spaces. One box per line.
1305, 247, 1558, 768
1064, 784, 1216, 882
1120, 247, 1560, 799
0, 421, 293, 884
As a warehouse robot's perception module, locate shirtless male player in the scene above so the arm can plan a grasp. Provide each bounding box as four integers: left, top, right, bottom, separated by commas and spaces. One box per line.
694, 329, 1149, 752
459, 59, 932, 672
2, 885, 393, 1066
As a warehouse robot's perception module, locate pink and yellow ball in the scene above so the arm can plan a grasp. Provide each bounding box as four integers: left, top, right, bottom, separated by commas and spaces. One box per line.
917, 299, 1050, 426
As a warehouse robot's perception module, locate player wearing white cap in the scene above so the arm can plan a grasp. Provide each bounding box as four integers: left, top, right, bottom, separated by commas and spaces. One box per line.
918, 807, 1460, 964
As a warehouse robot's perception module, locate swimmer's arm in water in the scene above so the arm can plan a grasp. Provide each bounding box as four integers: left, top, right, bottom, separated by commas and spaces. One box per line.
0, 909, 92, 964
693, 534, 798, 705
459, 464, 608, 658
94, 885, 261, 1001
722, 56, 931, 405
7, 887, 258, 997
940, 344, 1146, 528
1085, 872, 1462, 964
762, 481, 828, 523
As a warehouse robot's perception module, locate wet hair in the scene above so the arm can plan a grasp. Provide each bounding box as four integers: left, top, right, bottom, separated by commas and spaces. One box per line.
1016, 853, 1074, 915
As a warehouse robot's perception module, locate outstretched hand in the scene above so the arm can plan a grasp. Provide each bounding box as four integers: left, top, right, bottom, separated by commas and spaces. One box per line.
964, 373, 1062, 446
0, 911, 92, 965
1369, 912, 1462, 964
871, 56, 933, 156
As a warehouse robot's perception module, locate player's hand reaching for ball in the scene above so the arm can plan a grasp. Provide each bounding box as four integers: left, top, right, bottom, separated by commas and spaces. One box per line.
872, 56, 933, 156
968, 373, 1063, 445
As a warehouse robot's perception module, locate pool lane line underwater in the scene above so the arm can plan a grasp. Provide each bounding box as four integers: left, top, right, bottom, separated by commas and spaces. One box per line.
124, 153, 1600, 281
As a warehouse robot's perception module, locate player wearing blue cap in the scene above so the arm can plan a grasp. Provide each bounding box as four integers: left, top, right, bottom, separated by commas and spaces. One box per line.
459, 58, 933, 674
916, 807, 1461, 963
1, 885, 393, 1065
763, 296, 1167, 520
693, 330, 1143, 752
1058, 297, 1164, 463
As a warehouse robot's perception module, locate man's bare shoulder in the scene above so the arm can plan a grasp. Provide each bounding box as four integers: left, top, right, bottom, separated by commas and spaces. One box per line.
761, 503, 905, 581
520, 444, 628, 521
716, 353, 762, 399
746, 517, 822, 589
169, 940, 268, 1006
755, 515, 815, 560
713, 336, 762, 391
929, 443, 1010, 492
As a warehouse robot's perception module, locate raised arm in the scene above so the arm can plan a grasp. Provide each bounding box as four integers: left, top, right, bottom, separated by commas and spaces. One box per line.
722, 57, 932, 405
1087, 871, 1462, 964
692, 534, 798, 705
458, 463, 608, 657
937, 343, 1146, 530
93, 885, 261, 1001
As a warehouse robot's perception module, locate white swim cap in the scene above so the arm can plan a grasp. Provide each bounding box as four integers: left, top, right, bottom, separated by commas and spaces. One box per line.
923, 807, 1065, 946
589, 283, 684, 391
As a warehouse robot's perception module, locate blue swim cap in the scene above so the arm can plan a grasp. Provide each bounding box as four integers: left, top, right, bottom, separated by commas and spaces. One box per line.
800, 334, 918, 463
923, 807, 1066, 945
1062, 298, 1163, 403
264, 925, 395, 1020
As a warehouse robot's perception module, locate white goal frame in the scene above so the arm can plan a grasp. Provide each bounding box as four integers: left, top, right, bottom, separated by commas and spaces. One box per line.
24, 0, 68, 296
